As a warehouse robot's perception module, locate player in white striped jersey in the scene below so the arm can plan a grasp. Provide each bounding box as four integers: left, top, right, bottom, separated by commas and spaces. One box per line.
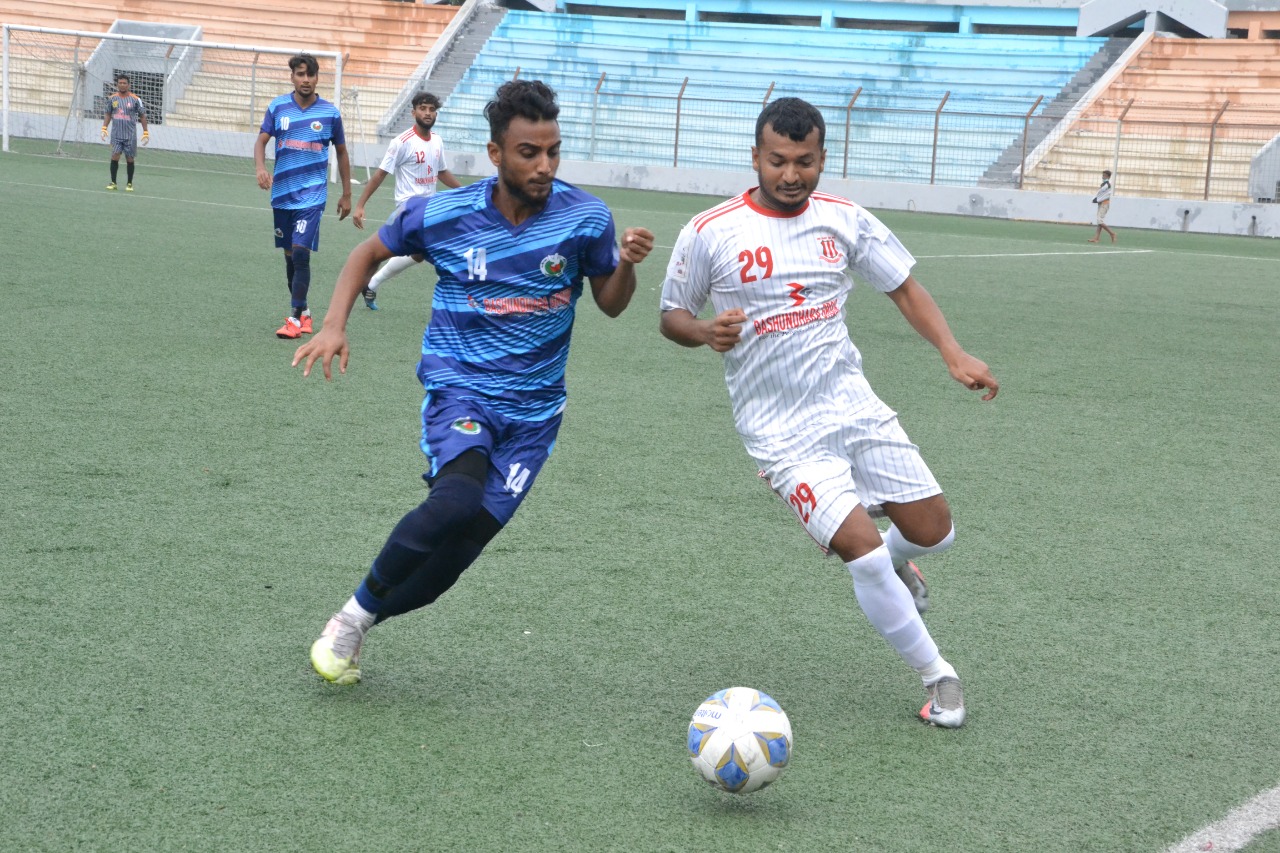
660, 98, 999, 728
352, 92, 462, 309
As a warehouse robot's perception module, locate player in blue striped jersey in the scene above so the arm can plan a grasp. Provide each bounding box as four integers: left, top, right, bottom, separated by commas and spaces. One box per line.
294, 80, 655, 684
253, 53, 351, 340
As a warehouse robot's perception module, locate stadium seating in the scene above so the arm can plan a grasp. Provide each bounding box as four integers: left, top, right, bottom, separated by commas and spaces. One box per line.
1022, 38, 1280, 202
433, 10, 1108, 185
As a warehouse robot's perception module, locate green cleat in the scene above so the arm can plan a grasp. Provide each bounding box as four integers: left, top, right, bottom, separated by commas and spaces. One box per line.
125, 183, 134, 192
106, 182, 117, 191
310, 612, 367, 684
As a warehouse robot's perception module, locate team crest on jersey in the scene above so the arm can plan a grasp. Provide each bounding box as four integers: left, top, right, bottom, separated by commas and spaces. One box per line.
818, 236, 845, 264
540, 254, 567, 277
451, 418, 482, 435
310, 120, 323, 132
274, 227, 285, 239
111, 98, 119, 109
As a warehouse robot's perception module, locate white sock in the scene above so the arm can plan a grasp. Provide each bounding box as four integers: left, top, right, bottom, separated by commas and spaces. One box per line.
883, 523, 955, 568
368, 255, 419, 292
340, 596, 376, 630
915, 656, 958, 687
846, 545, 939, 669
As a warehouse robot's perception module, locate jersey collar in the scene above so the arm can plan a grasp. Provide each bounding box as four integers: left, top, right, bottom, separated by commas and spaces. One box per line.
743, 188, 809, 218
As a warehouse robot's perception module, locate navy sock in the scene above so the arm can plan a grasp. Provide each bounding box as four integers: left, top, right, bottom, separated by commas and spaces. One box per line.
375, 511, 502, 622
289, 247, 311, 312
354, 473, 486, 611
110, 160, 118, 182
126, 161, 135, 183
284, 255, 295, 296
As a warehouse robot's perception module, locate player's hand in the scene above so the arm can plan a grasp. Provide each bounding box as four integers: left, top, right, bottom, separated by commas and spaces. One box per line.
707, 308, 747, 353
352, 205, 365, 230
141, 130, 150, 146
947, 352, 999, 401
256, 166, 272, 191
100, 127, 109, 141
619, 227, 655, 265
292, 327, 349, 381
336, 195, 352, 222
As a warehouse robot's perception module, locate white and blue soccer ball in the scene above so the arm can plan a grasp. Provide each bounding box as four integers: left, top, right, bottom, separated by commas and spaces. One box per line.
687, 686, 793, 794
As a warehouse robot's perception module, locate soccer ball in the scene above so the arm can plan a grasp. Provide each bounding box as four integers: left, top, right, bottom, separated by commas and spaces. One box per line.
687, 687, 793, 793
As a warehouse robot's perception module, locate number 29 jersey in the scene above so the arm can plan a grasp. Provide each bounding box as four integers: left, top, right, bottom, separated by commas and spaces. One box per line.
660, 189, 917, 449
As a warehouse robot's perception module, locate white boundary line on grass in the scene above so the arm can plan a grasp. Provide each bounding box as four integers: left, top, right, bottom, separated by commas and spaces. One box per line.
917, 250, 1153, 259
1163, 785, 1280, 852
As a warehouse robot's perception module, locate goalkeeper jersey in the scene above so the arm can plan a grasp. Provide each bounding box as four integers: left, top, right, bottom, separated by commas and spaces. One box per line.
106, 94, 145, 142
259, 94, 345, 210
378, 177, 621, 423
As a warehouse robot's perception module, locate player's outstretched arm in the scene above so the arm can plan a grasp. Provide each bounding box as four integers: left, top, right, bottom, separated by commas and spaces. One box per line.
438, 170, 463, 190
253, 132, 273, 190
292, 234, 396, 380
660, 307, 746, 353
588, 227, 654, 317
885, 275, 999, 401
352, 169, 391, 230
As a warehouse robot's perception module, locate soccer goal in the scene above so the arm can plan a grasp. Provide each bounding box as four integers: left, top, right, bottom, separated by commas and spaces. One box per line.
2, 23, 346, 177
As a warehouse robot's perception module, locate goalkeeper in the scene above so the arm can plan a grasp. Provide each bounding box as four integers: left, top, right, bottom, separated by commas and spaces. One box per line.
101, 74, 149, 192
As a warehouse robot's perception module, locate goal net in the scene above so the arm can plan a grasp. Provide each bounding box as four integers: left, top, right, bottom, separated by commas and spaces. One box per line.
2, 24, 346, 177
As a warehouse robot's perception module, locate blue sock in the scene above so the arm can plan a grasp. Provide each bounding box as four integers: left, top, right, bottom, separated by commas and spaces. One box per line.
289, 247, 311, 312
284, 254, 295, 296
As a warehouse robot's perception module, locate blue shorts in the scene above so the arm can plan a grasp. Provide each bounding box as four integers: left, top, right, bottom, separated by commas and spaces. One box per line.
420, 388, 561, 526
273, 205, 325, 251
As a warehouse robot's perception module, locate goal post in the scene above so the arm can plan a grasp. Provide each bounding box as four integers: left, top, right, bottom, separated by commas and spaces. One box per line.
2, 24, 345, 178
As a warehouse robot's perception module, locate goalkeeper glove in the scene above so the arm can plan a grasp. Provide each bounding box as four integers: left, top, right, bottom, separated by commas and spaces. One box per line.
100, 126, 109, 140
142, 130, 150, 146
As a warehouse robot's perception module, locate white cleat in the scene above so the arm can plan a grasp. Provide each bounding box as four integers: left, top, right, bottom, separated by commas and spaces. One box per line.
310, 612, 367, 685
919, 676, 965, 728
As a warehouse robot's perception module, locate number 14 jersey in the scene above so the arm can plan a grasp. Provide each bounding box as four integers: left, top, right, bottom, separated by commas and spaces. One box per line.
661, 189, 917, 449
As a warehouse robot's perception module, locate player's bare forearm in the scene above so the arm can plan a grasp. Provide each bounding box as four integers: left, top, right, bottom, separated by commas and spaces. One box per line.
335, 147, 353, 220
660, 307, 745, 352
439, 170, 462, 190
353, 170, 389, 229
591, 227, 654, 317
253, 134, 272, 190
325, 236, 394, 332
887, 276, 999, 400
591, 263, 637, 317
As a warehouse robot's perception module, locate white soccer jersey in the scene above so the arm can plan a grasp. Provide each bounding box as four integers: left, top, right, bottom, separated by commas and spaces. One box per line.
379, 127, 450, 205
661, 189, 917, 449
1095, 179, 1113, 203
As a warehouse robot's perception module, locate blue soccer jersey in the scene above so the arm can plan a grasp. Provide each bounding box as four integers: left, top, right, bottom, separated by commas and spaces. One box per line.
378, 177, 621, 422
260, 94, 345, 210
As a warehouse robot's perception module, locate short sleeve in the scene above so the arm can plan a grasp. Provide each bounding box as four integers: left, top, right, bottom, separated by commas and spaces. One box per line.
378, 137, 400, 174
660, 221, 712, 317
848, 207, 916, 293
259, 105, 274, 136
580, 209, 619, 279
378, 196, 428, 257
330, 113, 346, 146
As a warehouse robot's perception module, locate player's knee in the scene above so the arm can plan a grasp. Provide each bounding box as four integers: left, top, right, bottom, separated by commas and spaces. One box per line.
290, 247, 311, 269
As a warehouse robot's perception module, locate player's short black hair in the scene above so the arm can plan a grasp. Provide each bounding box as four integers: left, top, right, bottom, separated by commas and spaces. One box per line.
116, 74, 130, 84
756, 97, 826, 149
484, 80, 559, 145
288, 53, 319, 76
412, 92, 442, 109
1103, 170, 1112, 178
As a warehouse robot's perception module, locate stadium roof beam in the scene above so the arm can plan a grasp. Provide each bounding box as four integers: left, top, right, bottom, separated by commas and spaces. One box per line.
1078, 0, 1229, 38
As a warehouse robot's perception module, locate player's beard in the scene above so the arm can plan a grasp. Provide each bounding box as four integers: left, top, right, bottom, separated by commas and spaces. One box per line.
756, 181, 812, 213
500, 172, 550, 212
415, 116, 435, 135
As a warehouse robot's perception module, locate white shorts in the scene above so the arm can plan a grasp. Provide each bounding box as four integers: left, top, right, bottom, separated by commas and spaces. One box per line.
752, 399, 941, 550
1096, 200, 1110, 224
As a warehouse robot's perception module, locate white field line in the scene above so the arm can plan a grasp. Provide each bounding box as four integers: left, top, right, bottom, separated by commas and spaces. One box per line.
1163, 785, 1280, 853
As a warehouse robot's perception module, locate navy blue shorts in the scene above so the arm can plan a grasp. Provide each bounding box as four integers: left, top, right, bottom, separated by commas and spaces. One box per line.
420, 388, 562, 526
273, 205, 325, 251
